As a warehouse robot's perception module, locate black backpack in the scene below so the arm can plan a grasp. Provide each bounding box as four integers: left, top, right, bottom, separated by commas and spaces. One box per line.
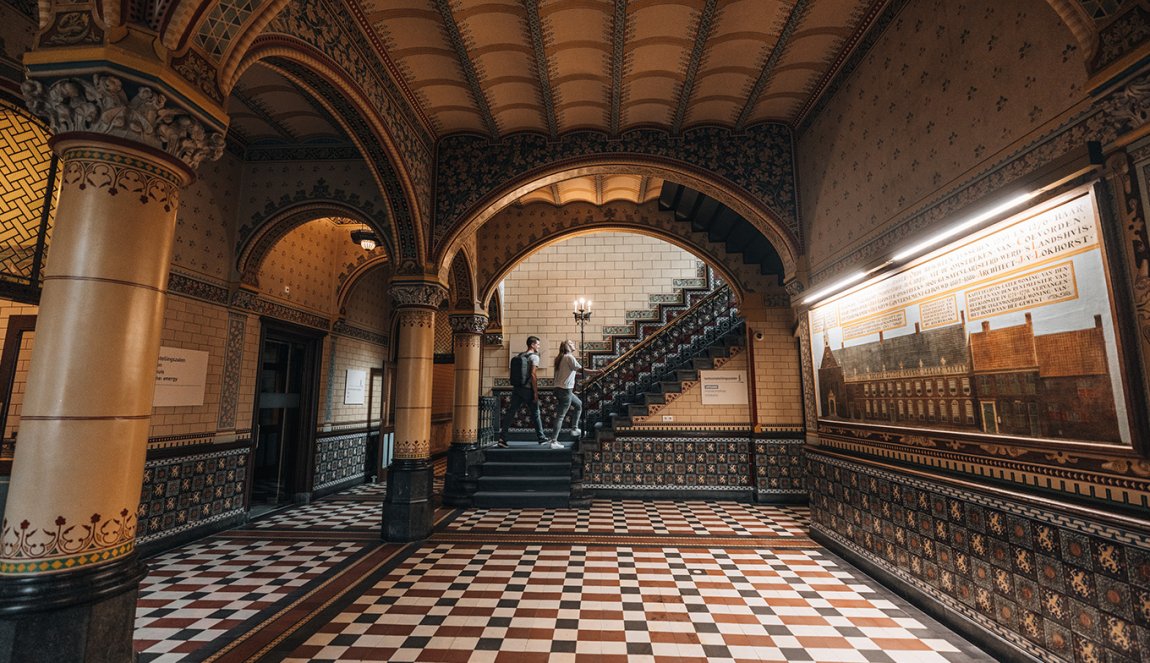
509, 351, 536, 387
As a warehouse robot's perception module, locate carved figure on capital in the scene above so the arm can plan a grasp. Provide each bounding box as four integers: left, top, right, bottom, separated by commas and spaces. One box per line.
21, 74, 226, 170
448, 314, 489, 335
389, 282, 447, 309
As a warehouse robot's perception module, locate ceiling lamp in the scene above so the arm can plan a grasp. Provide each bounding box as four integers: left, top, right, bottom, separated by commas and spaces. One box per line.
350, 229, 378, 251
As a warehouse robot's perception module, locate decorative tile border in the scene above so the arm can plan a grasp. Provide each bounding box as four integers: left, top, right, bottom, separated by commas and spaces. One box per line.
314, 432, 368, 491
808, 450, 1150, 663
586, 435, 751, 490
754, 437, 805, 496
138, 445, 249, 545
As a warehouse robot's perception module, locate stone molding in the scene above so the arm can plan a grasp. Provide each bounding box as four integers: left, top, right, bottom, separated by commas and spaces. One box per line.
389, 282, 446, 308
21, 73, 225, 171
448, 313, 488, 335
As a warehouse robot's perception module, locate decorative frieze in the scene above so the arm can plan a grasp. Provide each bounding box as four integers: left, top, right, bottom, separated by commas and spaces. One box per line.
448, 313, 488, 335
332, 320, 388, 346
21, 74, 225, 171
390, 282, 446, 308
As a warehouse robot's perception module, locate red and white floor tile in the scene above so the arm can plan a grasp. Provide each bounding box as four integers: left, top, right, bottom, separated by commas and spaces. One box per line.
135, 481, 988, 662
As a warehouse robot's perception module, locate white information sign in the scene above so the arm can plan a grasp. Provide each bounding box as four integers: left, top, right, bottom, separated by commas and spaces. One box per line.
154, 347, 209, 407
345, 368, 367, 405
699, 370, 748, 405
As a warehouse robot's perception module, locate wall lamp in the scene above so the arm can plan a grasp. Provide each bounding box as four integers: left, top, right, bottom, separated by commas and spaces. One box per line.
350, 229, 378, 251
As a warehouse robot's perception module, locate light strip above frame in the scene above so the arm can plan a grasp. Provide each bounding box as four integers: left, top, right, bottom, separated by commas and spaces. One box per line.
803, 190, 1040, 306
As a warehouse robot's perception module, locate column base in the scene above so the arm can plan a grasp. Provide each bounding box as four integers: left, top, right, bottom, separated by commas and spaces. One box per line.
382, 460, 434, 542
0, 554, 146, 663
442, 443, 484, 507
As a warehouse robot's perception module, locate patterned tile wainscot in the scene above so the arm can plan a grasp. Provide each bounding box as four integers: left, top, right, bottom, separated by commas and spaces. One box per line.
807, 450, 1150, 663
138, 444, 249, 550
314, 432, 369, 493
586, 434, 751, 492
754, 436, 806, 500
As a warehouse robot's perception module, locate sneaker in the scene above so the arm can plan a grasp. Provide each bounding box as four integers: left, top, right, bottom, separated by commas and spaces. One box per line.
496, 439, 509, 448
537, 439, 551, 445
548, 441, 564, 449
572, 428, 582, 439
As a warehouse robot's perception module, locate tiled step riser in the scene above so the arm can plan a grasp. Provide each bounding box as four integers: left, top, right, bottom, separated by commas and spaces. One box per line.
485, 448, 572, 463
471, 492, 570, 508
477, 477, 572, 492
482, 462, 571, 477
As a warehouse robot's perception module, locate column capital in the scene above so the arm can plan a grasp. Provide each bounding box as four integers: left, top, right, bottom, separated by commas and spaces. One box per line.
21, 72, 226, 174
389, 280, 447, 309
448, 313, 489, 335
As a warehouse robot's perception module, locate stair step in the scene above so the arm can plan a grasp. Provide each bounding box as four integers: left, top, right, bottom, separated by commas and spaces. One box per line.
477, 475, 572, 491
482, 461, 571, 477
472, 491, 570, 508
485, 447, 572, 463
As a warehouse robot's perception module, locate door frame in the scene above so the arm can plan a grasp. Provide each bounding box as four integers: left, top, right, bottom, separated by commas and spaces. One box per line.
249, 318, 325, 507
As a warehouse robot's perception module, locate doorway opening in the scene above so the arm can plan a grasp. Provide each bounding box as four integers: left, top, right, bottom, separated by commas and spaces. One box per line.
251, 322, 322, 517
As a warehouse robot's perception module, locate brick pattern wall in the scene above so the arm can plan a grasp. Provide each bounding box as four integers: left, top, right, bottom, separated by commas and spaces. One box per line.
137, 445, 249, 546
630, 351, 750, 426
809, 452, 1150, 663
746, 303, 803, 427
586, 435, 751, 490
150, 295, 230, 438
486, 233, 700, 392
324, 335, 387, 427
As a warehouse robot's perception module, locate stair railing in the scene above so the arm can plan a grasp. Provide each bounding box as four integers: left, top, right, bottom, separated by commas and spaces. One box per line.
581, 284, 742, 434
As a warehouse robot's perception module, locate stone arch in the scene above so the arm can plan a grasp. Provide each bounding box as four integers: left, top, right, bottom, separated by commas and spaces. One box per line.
435, 158, 800, 287
236, 200, 389, 288
478, 226, 752, 309
336, 254, 390, 314
1041, 0, 1098, 63
232, 35, 426, 269
470, 200, 788, 307
447, 250, 477, 310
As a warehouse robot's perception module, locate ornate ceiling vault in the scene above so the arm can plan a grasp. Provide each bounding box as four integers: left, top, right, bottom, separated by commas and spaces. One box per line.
362, 0, 886, 138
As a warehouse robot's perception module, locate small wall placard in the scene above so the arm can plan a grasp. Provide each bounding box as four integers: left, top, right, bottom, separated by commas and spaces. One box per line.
345, 368, 366, 405
700, 370, 748, 405
154, 347, 209, 407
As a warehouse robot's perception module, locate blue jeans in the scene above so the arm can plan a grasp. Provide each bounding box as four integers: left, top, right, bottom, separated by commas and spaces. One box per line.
551, 388, 582, 439
501, 387, 546, 441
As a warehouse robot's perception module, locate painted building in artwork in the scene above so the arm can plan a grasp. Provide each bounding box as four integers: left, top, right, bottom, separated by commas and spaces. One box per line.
818, 313, 1119, 442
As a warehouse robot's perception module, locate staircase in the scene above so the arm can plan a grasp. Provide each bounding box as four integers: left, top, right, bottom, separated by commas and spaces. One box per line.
585, 264, 719, 369
582, 284, 743, 436
609, 338, 744, 429
472, 442, 573, 508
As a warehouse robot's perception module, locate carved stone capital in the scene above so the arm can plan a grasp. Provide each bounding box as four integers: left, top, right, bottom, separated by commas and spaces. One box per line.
1103, 73, 1150, 135
21, 73, 225, 171
448, 314, 489, 335
389, 281, 447, 308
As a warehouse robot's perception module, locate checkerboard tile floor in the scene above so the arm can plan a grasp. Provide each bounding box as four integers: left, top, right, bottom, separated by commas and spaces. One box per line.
448, 500, 810, 537
250, 501, 381, 530
135, 539, 366, 662
280, 544, 984, 662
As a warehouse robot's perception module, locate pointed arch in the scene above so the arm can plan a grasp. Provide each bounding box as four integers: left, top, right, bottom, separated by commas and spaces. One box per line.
236, 201, 389, 288
233, 36, 426, 270
435, 160, 800, 288
447, 250, 477, 311
336, 254, 391, 314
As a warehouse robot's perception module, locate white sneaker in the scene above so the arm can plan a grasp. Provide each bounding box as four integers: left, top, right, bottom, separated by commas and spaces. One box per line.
548, 441, 564, 449
572, 428, 582, 438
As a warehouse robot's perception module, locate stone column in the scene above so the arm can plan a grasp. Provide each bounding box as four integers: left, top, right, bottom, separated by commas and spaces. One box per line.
0, 74, 223, 662
442, 313, 487, 506
382, 280, 445, 541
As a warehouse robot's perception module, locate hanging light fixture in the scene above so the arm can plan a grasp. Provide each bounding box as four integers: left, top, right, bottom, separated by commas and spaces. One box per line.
350, 229, 378, 251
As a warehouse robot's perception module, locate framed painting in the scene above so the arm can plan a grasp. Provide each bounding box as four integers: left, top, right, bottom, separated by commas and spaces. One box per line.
808, 188, 1137, 447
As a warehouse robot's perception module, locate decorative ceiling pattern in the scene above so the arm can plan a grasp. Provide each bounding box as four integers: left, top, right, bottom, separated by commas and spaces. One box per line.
360, 0, 883, 137
226, 63, 350, 149
517, 175, 662, 207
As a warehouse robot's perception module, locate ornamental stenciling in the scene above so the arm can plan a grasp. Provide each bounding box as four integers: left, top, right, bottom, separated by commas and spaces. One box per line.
61, 155, 181, 212
397, 309, 434, 329
1, 509, 136, 564
448, 314, 488, 335
21, 74, 225, 171
390, 283, 446, 308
